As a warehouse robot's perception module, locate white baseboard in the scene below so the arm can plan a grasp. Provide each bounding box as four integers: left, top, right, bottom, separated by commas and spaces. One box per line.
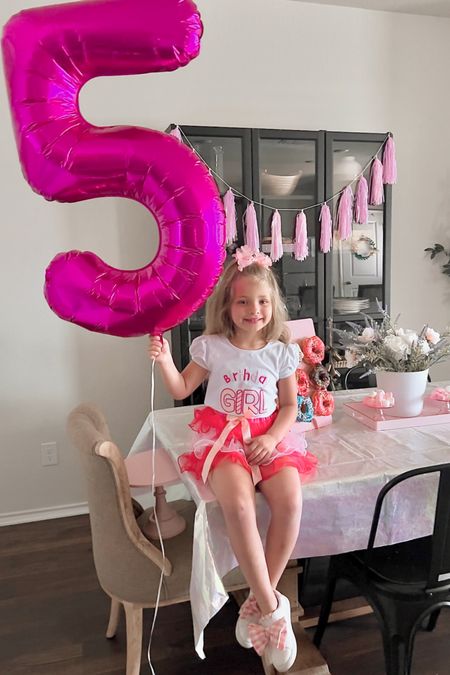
0, 501, 89, 527
0, 484, 191, 527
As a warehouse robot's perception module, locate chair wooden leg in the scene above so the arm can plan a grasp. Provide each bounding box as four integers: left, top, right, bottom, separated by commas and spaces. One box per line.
123, 602, 143, 675
106, 597, 121, 638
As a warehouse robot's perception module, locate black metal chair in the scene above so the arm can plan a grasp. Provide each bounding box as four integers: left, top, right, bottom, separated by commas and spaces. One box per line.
313, 463, 450, 675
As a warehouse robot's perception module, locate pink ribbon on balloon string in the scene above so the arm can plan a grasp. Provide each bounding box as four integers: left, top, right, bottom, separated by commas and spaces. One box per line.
3, 0, 225, 338
294, 211, 308, 261
244, 202, 260, 252
354, 176, 369, 224
200, 411, 261, 485
248, 618, 287, 656
382, 135, 397, 185
369, 157, 384, 206
223, 188, 237, 246
270, 210, 283, 262
336, 186, 353, 241
319, 203, 332, 253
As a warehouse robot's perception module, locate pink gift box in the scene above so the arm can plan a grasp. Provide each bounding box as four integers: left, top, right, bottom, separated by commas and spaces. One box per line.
344, 399, 450, 431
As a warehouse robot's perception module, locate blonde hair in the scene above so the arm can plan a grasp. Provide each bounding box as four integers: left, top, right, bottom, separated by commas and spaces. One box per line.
204, 259, 290, 344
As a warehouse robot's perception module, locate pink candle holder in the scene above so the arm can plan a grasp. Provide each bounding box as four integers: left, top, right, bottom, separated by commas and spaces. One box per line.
363, 389, 395, 420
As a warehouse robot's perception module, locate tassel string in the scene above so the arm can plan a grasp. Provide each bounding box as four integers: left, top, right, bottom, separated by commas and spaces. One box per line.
223, 188, 237, 245
369, 157, 384, 206
294, 211, 309, 261
354, 176, 369, 225
319, 203, 332, 253
336, 185, 353, 241
176, 125, 392, 214
382, 135, 397, 184
244, 202, 260, 251
270, 210, 283, 261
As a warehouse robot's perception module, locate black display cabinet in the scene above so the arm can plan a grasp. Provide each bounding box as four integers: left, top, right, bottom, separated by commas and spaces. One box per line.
170, 125, 392, 405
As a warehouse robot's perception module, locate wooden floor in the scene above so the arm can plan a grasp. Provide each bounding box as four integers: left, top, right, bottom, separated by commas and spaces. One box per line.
1, 515, 449, 675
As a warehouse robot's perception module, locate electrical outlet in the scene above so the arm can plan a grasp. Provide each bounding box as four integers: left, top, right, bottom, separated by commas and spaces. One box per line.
41, 442, 58, 466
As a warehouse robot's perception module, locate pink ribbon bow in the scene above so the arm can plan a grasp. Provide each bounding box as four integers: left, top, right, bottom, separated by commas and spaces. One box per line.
429, 387, 450, 402
248, 618, 287, 656
239, 594, 260, 619
363, 389, 395, 409
233, 245, 272, 272
200, 410, 261, 485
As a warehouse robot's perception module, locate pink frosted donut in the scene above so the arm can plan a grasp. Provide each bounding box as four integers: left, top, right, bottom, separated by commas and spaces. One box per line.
301, 336, 325, 365
296, 368, 310, 396
312, 390, 334, 416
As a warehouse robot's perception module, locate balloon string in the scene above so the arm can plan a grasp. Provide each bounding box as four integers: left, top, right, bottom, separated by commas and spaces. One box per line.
176, 125, 389, 213
147, 357, 166, 675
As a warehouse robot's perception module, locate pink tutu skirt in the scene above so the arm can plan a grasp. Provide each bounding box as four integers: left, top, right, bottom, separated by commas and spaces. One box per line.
178, 406, 317, 483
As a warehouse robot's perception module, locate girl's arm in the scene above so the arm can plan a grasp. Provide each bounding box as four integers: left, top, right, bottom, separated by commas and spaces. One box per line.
148, 336, 208, 400
266, 373, 298, 443
246, 373, 298, 465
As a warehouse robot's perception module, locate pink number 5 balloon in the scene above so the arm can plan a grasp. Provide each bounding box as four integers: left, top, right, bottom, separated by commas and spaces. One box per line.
2, 0, 225, 337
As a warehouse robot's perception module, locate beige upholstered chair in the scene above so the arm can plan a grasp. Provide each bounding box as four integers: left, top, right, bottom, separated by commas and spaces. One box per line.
67, 403, 247, 675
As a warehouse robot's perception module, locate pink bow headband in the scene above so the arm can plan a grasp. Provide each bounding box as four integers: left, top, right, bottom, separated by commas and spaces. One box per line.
233, 245, 272, 272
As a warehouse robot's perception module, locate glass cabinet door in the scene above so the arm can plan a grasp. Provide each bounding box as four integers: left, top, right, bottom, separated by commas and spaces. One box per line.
183, 135, 244, 195
177, 127, 252, 329
252, 130, 325, 328
325, 132, 392, 328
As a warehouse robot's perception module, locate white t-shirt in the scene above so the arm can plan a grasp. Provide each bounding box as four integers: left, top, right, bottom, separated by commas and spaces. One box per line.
190, 334, 301, 418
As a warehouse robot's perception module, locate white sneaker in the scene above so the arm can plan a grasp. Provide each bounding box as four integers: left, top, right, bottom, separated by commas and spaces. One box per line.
249, 590, 297, 672
235, 592, 261, 648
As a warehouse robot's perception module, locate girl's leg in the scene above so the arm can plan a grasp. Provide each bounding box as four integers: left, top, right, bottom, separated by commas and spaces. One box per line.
209, 461, 277, 615
258, 466, 302, 588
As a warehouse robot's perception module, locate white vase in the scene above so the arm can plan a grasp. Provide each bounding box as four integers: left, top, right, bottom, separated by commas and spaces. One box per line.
375, 369, 429, 418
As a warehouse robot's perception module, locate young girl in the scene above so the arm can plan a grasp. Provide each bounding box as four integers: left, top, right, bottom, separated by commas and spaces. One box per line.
149, 246, 317, 671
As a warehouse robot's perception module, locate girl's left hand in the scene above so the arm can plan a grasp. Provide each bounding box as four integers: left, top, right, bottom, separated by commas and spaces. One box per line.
245, 434, 277, 465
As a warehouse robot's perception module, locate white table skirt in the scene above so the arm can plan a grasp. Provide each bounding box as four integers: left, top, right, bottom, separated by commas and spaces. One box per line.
130, 383, 450, 658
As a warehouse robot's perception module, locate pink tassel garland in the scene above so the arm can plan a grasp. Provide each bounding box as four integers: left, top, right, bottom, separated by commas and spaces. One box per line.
294, 211, 309, 261
369, 157, 384, 205
223, 189, 237, 246
270, 210, 283, 262
354, 176, 369, 224
336, 186, 353, 241
244, 202, 260, 251
169, 125, 182, 142
382, 135, 397, 184
319, 203, 332, 253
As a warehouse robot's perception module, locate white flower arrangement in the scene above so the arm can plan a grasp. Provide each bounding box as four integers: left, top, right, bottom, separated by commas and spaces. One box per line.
334, 305, 450, 373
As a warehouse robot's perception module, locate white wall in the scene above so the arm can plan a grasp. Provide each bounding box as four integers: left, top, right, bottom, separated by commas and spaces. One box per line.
1, 0, 449, 520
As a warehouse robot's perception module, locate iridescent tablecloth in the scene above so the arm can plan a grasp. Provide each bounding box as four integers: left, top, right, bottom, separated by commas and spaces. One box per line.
130, 383, 450, 657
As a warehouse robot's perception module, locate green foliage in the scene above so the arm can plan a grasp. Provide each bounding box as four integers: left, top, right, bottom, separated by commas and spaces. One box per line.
425, 244, 450, 276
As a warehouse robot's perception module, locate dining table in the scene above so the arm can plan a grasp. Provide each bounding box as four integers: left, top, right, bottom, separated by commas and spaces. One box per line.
129, 381, 450, 669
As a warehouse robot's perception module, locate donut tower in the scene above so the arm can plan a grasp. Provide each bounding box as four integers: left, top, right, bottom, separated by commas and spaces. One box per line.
296, 336, 335, 425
